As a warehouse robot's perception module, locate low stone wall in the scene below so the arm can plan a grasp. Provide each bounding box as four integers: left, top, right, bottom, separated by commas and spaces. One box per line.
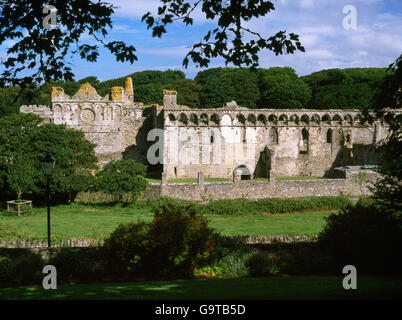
0, 235, 316, 249
159, 170, 379, 201
0, 239, 104, 248
74, 170, 379, 202
0, 235, 317, 259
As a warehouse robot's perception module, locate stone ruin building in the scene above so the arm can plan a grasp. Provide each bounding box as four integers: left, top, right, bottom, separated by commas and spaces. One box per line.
20, 77, 396, 183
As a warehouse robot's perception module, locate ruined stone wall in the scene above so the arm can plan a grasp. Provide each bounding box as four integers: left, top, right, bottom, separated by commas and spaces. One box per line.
163, 98, 388, 179
74, 168, 379, 201
20, 80, 397, 180
21, 80, 157, 167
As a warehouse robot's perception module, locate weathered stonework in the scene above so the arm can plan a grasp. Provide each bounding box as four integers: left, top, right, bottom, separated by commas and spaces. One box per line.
155, 168, 380, 201
22, 79, 158, 166
20, 77, 400, 187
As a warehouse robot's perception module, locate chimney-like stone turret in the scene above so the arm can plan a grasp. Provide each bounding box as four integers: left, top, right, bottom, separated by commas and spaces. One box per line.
125, 77, 134, 102
163, 89, 177, 108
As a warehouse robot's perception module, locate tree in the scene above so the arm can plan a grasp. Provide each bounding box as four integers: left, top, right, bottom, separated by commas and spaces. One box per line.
134, 83, 165, 105
0, 1, 303, 89
143, 0, 304, 68
6, 152, 36, 201
169, 79, 202, 108
258, 67, 311, 108
96, 159, 148, 203
0, 113, 98, 199
302, 68, 387, 109
368, 54, 402, 213
197, 68, 259, 108
0, 0, 137, 88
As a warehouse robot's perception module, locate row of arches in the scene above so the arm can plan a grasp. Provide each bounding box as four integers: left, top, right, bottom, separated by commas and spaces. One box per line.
167, 112, 365, 126
53, 103, 132, 123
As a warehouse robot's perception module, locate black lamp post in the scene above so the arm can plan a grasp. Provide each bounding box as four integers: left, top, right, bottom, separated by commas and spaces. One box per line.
40, 149, 56, 248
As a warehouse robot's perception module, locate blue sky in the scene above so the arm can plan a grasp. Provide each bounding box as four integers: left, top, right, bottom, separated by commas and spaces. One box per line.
2, 0, 402, 81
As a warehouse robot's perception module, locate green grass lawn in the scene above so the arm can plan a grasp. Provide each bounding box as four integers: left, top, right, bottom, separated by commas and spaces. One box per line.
1, 276, 401, 300
0, 205, 334, 240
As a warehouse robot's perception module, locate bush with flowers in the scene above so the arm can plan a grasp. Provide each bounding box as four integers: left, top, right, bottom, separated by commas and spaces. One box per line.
102, 203, 225, 279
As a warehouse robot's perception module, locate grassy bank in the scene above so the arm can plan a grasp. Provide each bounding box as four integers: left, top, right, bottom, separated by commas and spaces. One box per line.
1, 276, 401, 300
0, 204, 335, 240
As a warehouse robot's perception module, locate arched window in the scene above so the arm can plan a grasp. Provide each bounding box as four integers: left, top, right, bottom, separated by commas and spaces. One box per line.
300, 128, 309, 154
327, 128, 333, 143
302, 128, 309, 144
269, 127, 278, 144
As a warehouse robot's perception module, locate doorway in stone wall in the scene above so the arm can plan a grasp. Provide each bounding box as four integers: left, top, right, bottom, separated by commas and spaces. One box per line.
254, 146, 272, 178
233, 165, 251, 180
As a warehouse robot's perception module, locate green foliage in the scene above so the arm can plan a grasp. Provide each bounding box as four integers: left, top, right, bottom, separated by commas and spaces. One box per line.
0, 0, 137, 87
137, 195, 351, 217
96, 159, 148, 202
77, 70, 186, 106
317, 203, 402, 274
6, 152, 36, 201
170, 79, 202, 108
0, 252, 43, 287
102, 221, 152, 276
149, 204, 224, 277
198, 196, 351, 216
368, 54, 402, 213
217, 245, 259, 277
0, 113, 98, 199
258, 67, 311, 108
302, 68, 388, 109
48, 248, 104, 284
282, 243, 332, 275
198, 68, 259, 108
103, 204, 224, 279
371, 54, 402, 109
246, 252, 279, 277
194, 265, 229, 277
0, 256, 14, 287
143, 1, 304, 68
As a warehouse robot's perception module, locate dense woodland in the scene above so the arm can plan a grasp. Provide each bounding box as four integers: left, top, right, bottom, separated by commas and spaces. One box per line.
0, 67, 392, 116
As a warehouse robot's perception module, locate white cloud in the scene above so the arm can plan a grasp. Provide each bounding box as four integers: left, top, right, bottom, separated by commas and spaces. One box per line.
111, 0, 160, 19
68, 0, 402, 79
111, 0, 209, 24
139, 46, 190, 58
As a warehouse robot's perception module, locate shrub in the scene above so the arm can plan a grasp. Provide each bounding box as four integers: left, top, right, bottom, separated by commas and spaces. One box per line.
202, 198, 259, 216
147, 196, 200, 213
0, 256, 15, 287
48, 248, 104, 284
255, 196, 351, 214
245, 252, 279, 277
148, 204, 224, 278
317, 203, 402, 274
147, 196, 351, 216
217, 245, 259, 277
12, 252, 44, 286
102, 221, 152, 277
96, 159, 148, 202
103, 204, 224, 279
282, 244, 332, 275
194, 266, 229, 277
0, 251, 44, 287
